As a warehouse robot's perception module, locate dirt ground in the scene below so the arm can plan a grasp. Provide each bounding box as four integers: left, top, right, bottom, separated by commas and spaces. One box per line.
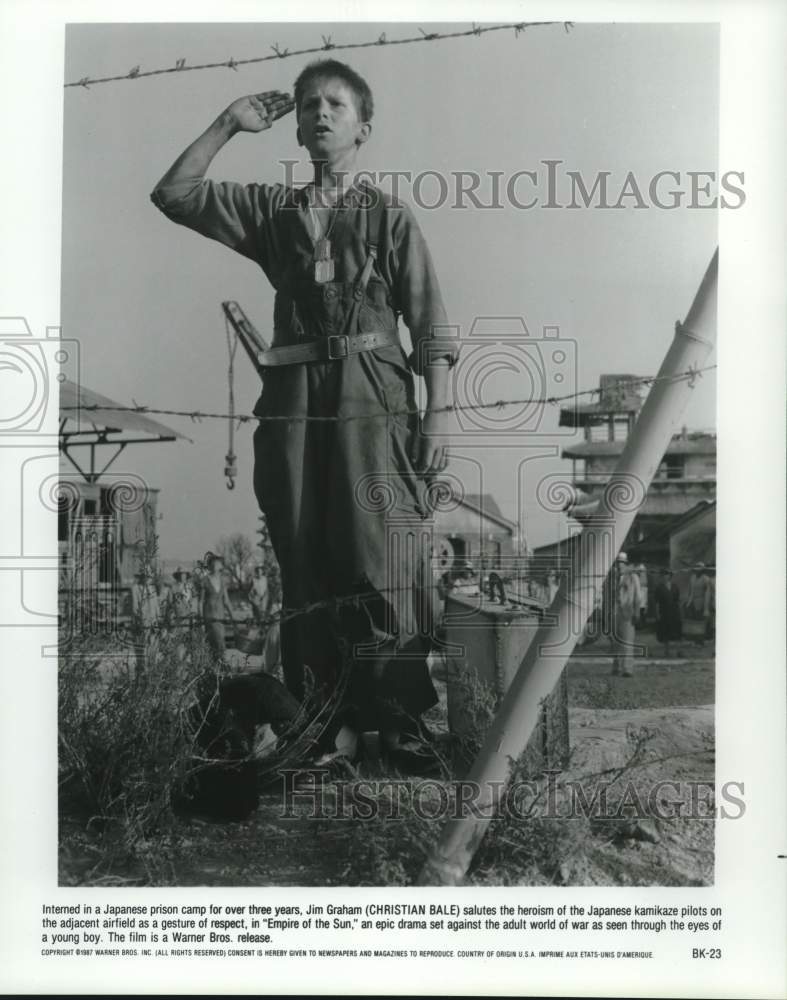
59, 652, 716, 887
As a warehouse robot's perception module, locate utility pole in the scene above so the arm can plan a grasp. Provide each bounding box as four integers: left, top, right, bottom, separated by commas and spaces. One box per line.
417, 249, 718, 886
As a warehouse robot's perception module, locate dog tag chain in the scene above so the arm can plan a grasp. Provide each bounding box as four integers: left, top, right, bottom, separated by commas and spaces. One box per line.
309, 191, 339, 284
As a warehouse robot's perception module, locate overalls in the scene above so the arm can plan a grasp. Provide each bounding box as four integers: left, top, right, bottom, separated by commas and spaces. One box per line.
252, 191, 438, 735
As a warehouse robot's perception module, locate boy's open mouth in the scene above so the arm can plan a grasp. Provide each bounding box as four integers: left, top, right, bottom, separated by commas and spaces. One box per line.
314, 126, 332, 135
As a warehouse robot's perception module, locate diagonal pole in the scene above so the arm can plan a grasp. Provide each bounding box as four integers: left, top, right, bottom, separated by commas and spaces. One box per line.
416, 248, 718, 885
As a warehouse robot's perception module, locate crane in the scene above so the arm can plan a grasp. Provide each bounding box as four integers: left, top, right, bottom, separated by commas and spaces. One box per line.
220, 301, 269, 490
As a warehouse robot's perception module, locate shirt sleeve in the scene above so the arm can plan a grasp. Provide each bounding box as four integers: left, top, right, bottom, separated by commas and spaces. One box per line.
150, 176, 285, 280
386, 200, 460, 375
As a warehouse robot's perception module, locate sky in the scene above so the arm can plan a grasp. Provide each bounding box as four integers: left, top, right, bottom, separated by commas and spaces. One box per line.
60, 21, 719, 562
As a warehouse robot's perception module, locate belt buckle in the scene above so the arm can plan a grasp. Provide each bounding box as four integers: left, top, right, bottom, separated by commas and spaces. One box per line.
327, 334, 349, 360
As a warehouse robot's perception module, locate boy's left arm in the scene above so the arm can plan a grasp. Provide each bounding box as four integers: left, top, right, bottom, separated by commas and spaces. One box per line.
418, 359, 452, 474
386, 203, 459, 475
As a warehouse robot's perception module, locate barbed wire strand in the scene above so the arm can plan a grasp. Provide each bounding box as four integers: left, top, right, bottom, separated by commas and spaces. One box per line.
65, 21, 573, 90
60, 364, 716, 426
64, 560, 670, 640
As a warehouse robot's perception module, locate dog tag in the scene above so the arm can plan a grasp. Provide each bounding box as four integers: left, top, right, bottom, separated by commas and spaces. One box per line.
314, 260, 334, 283
313, 238, 334, 283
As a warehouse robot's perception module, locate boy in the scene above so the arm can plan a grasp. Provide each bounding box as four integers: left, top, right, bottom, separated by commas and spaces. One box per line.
151, 60, 458, 769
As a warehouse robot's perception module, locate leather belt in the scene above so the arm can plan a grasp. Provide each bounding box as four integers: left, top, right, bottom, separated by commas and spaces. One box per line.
257, 329, 400, 367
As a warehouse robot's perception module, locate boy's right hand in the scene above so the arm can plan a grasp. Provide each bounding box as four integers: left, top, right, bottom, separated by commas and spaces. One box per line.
225, 91, 295, 133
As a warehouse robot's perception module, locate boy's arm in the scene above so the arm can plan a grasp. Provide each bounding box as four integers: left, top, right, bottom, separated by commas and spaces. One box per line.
153, 92, 294, 193
417, 360, 452, 474
151, 92, 294, 262
387, 207, 457, 475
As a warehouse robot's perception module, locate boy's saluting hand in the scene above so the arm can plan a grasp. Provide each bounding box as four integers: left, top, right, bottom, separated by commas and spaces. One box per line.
225, 91, 295, 133
153, 91, 295, 192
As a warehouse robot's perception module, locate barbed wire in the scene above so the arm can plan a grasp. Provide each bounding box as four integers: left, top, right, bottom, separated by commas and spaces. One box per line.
60, 364, 716, 427
64, 567, 648, 640
64, 21, 573, 90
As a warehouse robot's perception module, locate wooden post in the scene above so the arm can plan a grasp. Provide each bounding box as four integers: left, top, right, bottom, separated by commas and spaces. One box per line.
416, 249, 718, 886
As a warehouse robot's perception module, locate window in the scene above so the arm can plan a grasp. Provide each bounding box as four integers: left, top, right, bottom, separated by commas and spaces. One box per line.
613, 416, 630, 441
58, 496, 70, 542
100, 487, 114, 516
666, 456, 684, 479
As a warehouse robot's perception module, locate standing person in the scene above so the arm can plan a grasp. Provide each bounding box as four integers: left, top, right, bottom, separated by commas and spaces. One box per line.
131, 569, 161, 671
653, 568, 683, 658
262, 601, 284, 682
610, 552, 642, 677
200, 553, 237, 668
170, 567, 191, 617
247, 565, 270, 626
634, 561, 649, 627
546, 568, 559, 605
169, 567, 192, 662
704, 567, 716, 643
151, 60, 458, 770
686, 562, 711, 645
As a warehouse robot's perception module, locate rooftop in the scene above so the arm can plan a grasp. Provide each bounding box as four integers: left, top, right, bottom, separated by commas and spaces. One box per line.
562, 431, 716, 459
560, 373, 647, 427
458, 493, 517, 532
60, 379, 190, 442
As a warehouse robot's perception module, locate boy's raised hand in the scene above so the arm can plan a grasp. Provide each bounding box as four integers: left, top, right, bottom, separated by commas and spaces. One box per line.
226, 91, 295, 133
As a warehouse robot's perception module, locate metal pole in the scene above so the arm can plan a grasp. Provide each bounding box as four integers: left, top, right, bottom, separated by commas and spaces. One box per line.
417, 249, 718, 886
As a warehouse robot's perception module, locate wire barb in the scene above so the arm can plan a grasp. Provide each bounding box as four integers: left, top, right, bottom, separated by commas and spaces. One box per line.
59, 366, 718, 425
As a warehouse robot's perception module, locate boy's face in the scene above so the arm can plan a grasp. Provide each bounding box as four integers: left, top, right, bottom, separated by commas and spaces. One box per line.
297, 76, 370, 162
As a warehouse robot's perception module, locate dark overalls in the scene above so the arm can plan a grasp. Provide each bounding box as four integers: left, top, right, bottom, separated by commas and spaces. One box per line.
252, 191, 438, 736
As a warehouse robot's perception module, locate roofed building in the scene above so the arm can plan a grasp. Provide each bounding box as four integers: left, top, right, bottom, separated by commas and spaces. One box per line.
58, 379, 189, 617
559, 373, 716, 546
433, 492, 519, 577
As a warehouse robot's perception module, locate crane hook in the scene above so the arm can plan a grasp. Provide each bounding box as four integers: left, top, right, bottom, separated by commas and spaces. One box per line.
224, 451, 237, 490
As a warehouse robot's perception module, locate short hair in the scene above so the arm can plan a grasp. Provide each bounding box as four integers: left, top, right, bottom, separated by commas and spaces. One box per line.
293, 59, 374, 123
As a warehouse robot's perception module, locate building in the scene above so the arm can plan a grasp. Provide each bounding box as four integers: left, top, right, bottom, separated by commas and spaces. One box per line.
58, 379, 189, 617
433, 493, 518, 577
559, 373, 716, 546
